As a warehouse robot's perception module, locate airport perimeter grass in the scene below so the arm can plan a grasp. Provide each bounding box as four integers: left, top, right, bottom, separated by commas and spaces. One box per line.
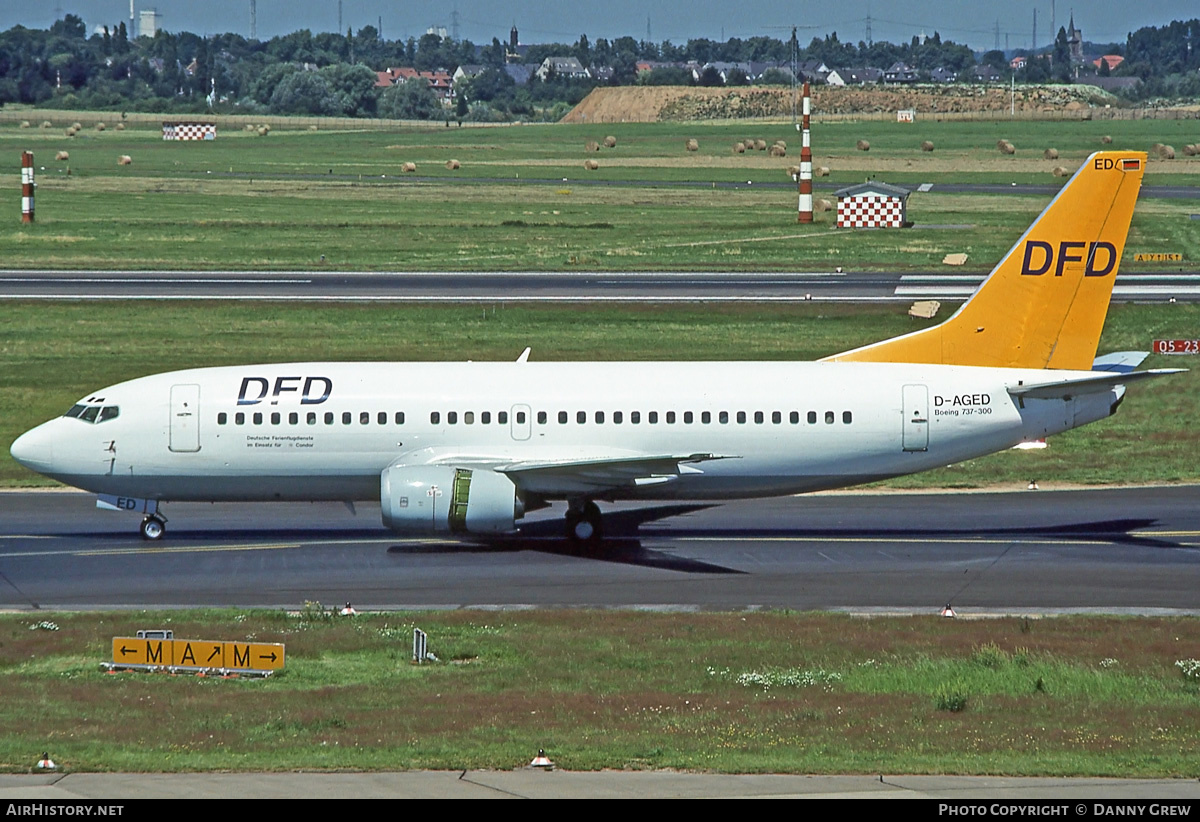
2, 117, 1199, 272
1, 301, 1197, 489
2, 608, 1198, 775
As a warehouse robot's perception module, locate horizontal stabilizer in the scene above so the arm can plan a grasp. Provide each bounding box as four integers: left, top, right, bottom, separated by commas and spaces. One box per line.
1008, 369, 1184, 400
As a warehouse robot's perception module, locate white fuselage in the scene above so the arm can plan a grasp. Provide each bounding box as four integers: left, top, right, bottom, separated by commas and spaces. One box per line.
11, 360, 1118, 504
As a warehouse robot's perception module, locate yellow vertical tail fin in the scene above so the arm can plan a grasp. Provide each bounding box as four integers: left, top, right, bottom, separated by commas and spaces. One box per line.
824, 151, 1146, 370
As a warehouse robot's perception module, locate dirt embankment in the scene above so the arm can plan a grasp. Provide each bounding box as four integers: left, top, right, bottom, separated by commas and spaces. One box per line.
563, 84, 1120, 123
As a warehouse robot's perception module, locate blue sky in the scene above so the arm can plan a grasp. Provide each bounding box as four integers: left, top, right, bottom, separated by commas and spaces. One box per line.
3, 1, 1196, 52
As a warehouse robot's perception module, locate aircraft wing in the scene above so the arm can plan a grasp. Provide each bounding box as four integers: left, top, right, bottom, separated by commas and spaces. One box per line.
496, 453, 738, 495
1008, 369, 1184, 400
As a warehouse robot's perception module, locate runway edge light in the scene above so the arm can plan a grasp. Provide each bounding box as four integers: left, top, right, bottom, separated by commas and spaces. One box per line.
37, 752, 55, 770
941, 605, 957, 618
531, 749, 554, 768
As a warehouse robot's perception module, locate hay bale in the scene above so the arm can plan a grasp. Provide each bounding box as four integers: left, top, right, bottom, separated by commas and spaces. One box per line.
997, 139, 1015, 154
446, 159, 461, 170
308, 125, 318, 131
786, 165, 800, 178
72, 122, 82, 131
19, 120, 30, 129
115, 122, 125, 131
1043, 147, 1058, 160
814, 198, 833, 212
856, 139, 870, 151
1101, 135, 1113, 144
1182, 144, 1197, 156
261, 124, 271, 133
603, 135, 616, 148
1051, 166, 1069, 177
774, 140, 786, 150
733, 142, 746, 154
768, 144, 786, 157
245, 124, 257, 132
921, 141, 934, 152
685, 138, 699, 152
117, 155, 132, 166
257, 126, 269, 136
1158, 144, 1175, 160
754, 139, 767, 151
55, 151, 69, 161
584, 159, 599, 170
96, 122, 106, 131
40, 121, 52, 129
65, 127, 77, 137
585, 140, 600, 152
815, 166, 830, 177
402, 162, 417, 173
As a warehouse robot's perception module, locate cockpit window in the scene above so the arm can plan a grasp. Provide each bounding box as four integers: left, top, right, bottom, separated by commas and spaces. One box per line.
64, 405, 119, 424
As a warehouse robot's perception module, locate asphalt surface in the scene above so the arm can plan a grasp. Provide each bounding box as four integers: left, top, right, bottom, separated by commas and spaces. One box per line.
3, 269, 1199, 302
3, 486, 1198, 612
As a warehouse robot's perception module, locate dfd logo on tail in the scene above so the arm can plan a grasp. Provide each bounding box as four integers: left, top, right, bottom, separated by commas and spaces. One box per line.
1020, 241, 1117, 278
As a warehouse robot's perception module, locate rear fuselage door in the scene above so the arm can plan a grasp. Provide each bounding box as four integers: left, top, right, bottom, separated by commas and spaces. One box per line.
169, 384, 201, 453
902, 384, 929, 452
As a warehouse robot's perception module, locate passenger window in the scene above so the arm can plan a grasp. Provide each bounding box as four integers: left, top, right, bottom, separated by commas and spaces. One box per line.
577, 411, 586, 424
360, 411, 370, 425
596, 411, 605, 424
843, 411, 853, 424
235, 412, 245, 425
253, 412, 263, 425
342, 412, 351, 425
825, 411, 835, 424
218, 412, 227, 425
431, 411, 440, 424
684, 411, 693, 424
737, 411, 746, 424
807, 411, 817, 424
754, 411, 763, 424
516, 411, 526, 424
791, 411, 800, 424
719, 411, 728, 424
499, 411, 508, 424
614, 411, 623, 424
324, 412, 334, 424
289, 412, 299, 425
464, 412, 475, 425
271, 412, 281, 425
448, 412, 457, 424
534, 412, 543, 425
378, 412, 387, 425
308, 412, 317, 425
559, 411, 568, 424
772, 411, 781, 424
395, 412, 406, 425
631, 411, 641, 424
702, 411, 711, 424
648, 411, 658, 424
666, 411, 675, 424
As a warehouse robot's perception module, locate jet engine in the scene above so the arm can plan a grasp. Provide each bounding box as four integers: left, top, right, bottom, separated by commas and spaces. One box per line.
380, 465, 523, 535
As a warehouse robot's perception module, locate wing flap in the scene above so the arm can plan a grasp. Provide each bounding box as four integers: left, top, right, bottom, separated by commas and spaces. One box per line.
497, 453, 737, 494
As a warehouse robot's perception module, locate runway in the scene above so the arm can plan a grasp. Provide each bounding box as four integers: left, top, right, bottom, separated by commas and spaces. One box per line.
3, 269, 1199, 302
3, 486, 1197, 612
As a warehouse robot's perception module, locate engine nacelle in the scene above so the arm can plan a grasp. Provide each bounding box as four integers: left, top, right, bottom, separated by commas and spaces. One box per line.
380, 465, 522, 535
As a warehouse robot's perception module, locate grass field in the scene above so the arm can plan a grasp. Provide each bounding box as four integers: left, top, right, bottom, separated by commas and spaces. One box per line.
2, 117, 1198, 272
2, 301, 1198, 489
2, 608, 1198, 775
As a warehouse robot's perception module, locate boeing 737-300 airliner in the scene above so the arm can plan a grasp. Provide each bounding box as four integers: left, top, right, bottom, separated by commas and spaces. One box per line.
10, 151, 1182, 542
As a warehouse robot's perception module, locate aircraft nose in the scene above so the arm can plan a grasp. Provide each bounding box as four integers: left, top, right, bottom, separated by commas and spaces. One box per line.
10, 423, 55, 472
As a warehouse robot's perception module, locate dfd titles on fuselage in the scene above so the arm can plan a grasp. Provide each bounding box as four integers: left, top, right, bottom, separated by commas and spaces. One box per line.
237, 376, 333, 406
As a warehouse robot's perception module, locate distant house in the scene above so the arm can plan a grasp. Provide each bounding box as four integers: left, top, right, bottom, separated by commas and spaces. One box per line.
827, 67, 881, 86
535, 56, 590, 81
375, 67, 455, 102
883, 62, 918, 83
928, 67, 957, 83
1093, 55, 1124, 72
972, 65, 1004, 83
797, 59, 831, 84
1010, 56, 1027, 71
503, 64, 539, 85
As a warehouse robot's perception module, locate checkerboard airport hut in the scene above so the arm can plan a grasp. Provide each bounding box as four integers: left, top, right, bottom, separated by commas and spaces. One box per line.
834, 182, 910, 228
162, 122, 217, 141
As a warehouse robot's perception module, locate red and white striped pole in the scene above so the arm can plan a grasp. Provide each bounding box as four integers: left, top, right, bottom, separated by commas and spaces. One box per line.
21, 151, 34, 223
798, 82, 813, 224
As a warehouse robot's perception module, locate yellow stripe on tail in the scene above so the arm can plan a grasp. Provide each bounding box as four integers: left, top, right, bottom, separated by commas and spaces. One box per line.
823, 151, 1146, 370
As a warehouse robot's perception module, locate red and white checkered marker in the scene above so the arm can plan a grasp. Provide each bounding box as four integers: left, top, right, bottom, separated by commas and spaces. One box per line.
940, 605, 956, 618
837, 195, 905, 228
37, 752, 55, 769
530, 749, 553, 768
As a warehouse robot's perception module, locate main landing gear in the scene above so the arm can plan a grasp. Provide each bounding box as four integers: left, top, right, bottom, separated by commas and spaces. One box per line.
140, 514, 167, 541
565, 499, 603, 544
